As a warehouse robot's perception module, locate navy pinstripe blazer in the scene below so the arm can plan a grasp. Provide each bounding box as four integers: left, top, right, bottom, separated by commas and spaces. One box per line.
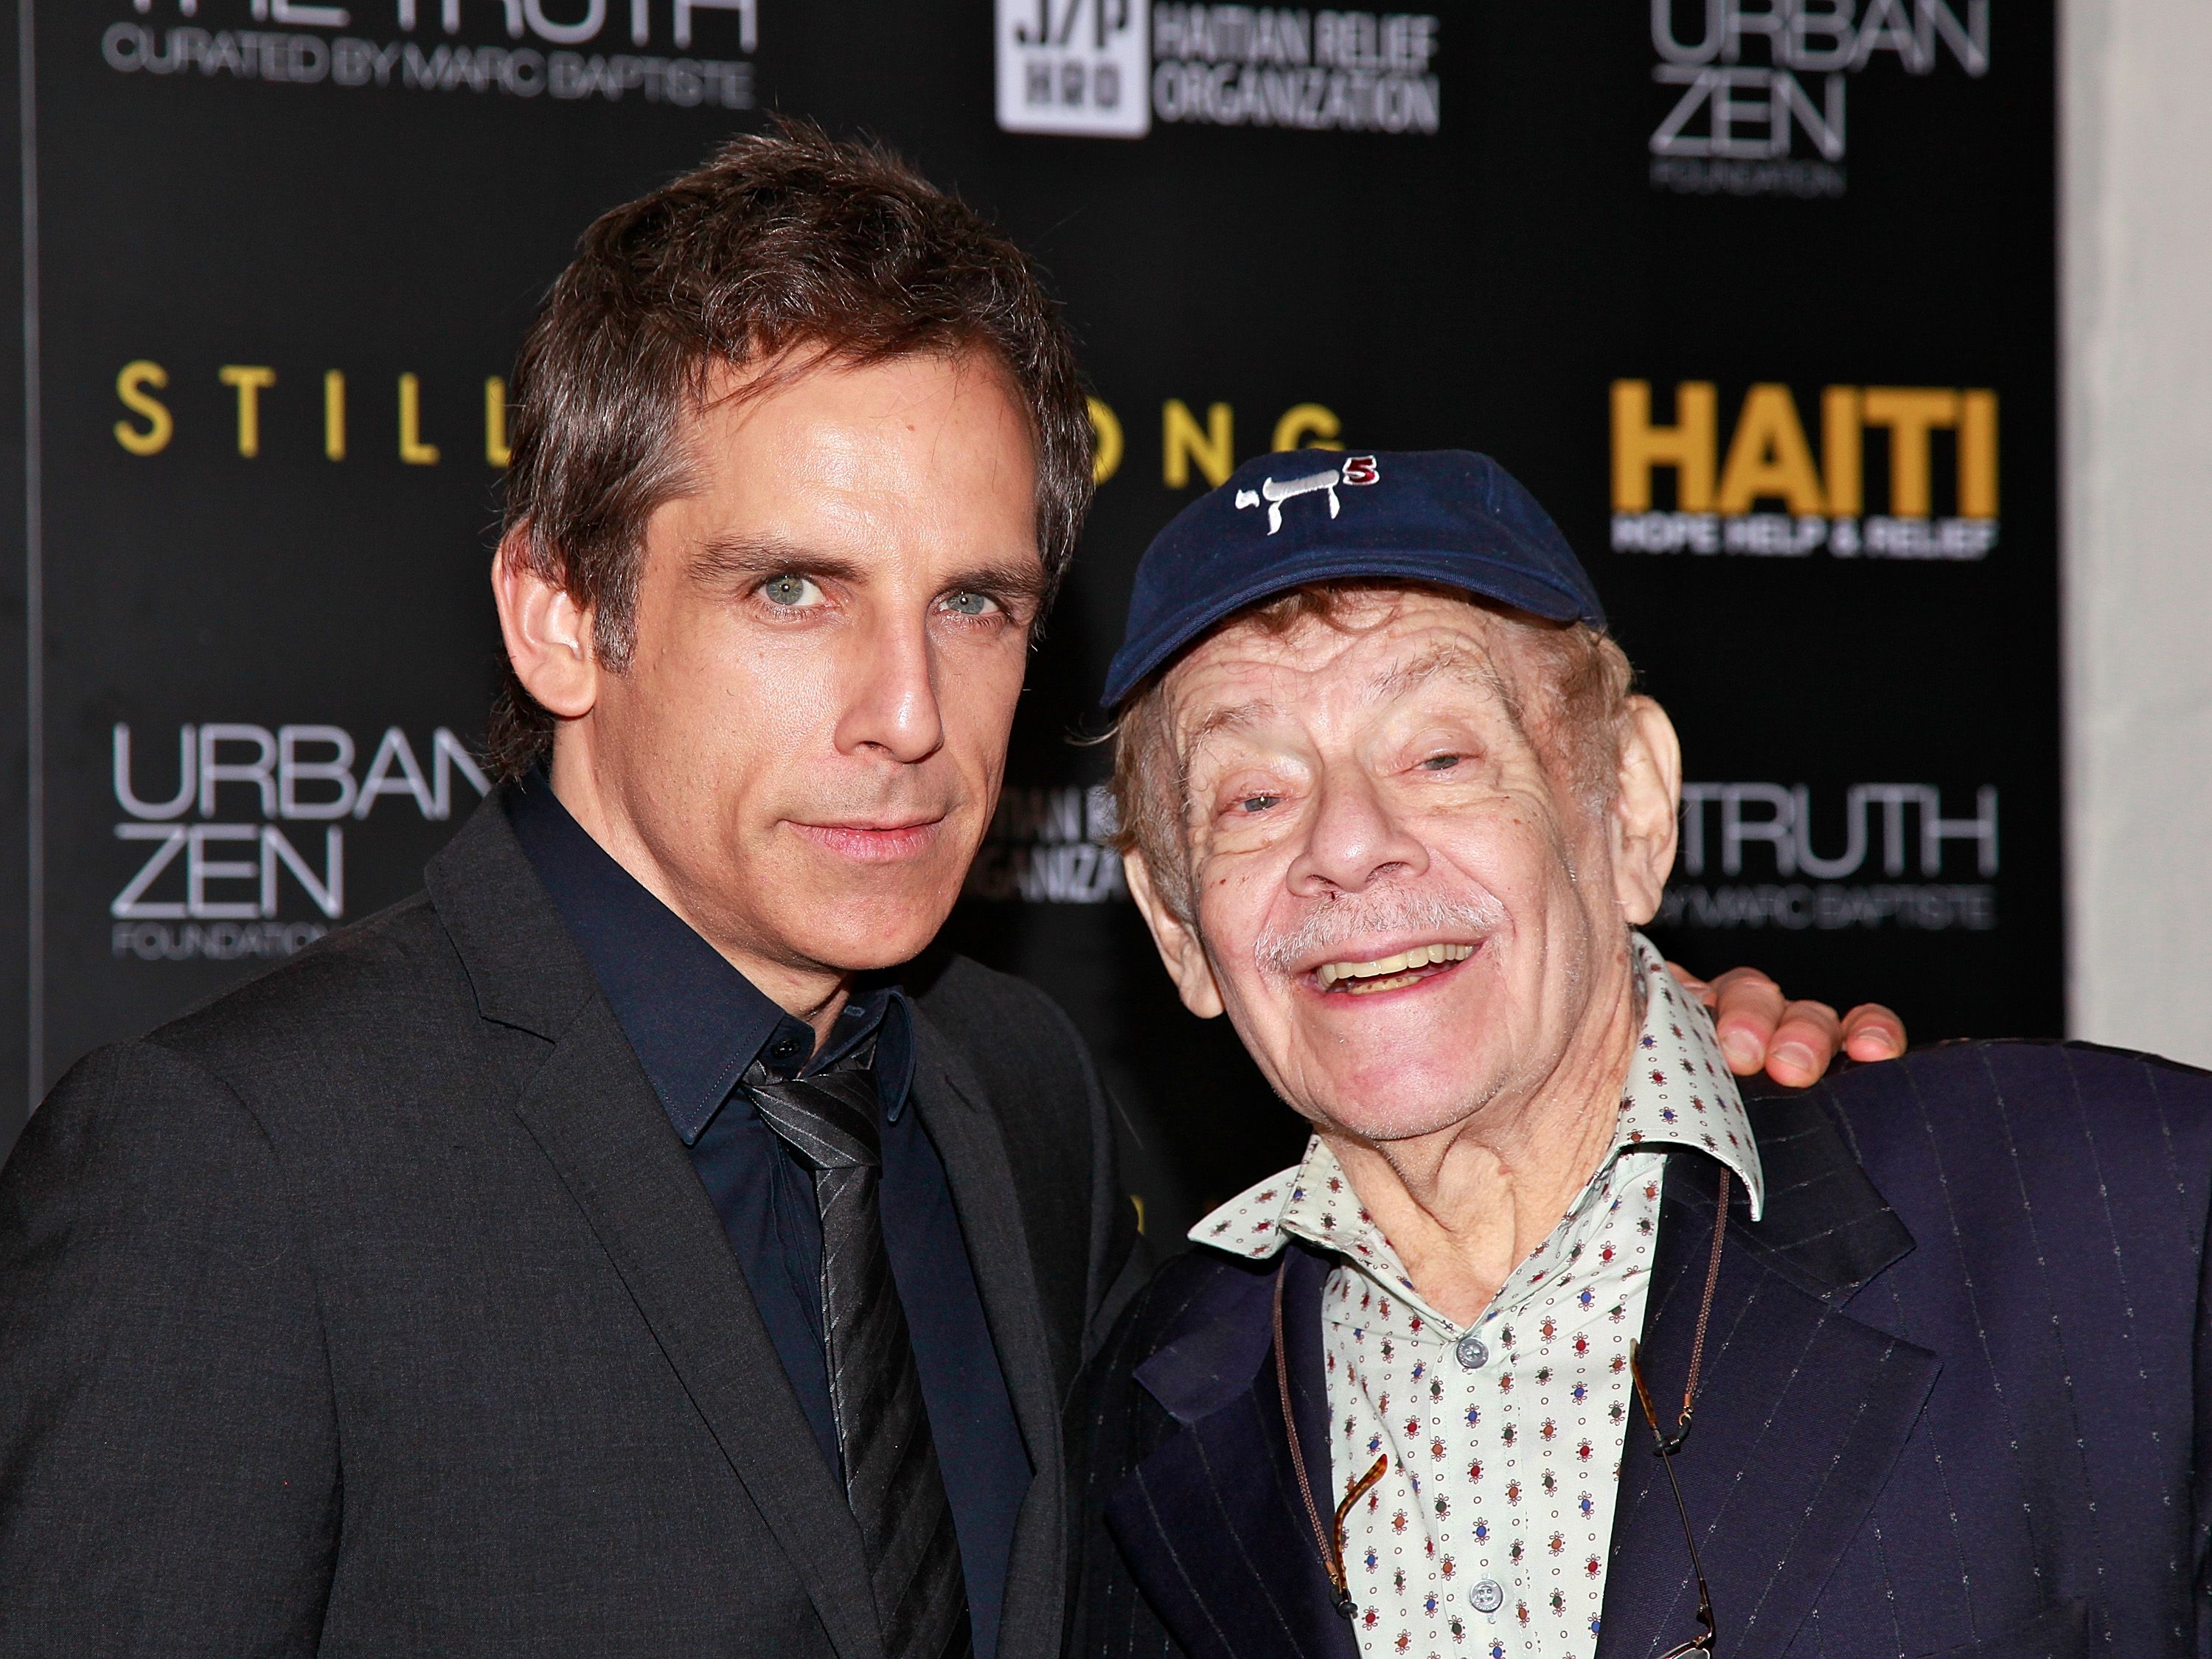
1074, 1042, 2212, 1659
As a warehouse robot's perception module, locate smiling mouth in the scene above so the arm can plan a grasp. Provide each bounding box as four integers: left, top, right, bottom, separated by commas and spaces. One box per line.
1313, 942, 1476, 995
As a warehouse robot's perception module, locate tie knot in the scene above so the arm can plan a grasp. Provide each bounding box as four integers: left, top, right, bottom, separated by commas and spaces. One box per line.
748, 1061, 882, 1171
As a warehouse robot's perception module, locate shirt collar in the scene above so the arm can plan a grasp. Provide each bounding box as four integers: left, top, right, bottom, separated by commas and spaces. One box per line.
505, 773, 914, 1144
1192, 931, 1765, 1267
1613, 932, 1764, 1214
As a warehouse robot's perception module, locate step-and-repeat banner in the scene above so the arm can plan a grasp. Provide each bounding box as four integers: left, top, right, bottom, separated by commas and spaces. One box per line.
4, 2, 2052, 1233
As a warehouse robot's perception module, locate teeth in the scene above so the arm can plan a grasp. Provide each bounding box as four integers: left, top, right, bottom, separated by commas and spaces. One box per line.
1315, 942, 1475, 989
1345, 971, 1422, 996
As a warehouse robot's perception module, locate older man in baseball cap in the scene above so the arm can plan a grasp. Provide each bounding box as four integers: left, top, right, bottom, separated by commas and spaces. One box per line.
1076, 450, 2212, 1659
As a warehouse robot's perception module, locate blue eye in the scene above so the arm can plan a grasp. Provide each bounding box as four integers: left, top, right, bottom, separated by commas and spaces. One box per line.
761, 574, 824, 608
944, 590, 998, 617
1238, 794, 1281, 814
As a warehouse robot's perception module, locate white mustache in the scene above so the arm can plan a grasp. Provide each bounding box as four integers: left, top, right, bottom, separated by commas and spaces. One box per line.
1252, 888, 1507, 978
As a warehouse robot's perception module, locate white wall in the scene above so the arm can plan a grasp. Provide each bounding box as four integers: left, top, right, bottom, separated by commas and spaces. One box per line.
2064, 0, 2212, 1065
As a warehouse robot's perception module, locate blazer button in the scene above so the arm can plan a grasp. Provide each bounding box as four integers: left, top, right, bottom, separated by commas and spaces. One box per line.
1455, 1332, 1489, 1369
1470, 1579, 1505, 1614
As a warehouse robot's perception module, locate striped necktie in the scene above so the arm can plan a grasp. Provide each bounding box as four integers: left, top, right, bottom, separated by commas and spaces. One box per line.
748, 1051, 973, 1659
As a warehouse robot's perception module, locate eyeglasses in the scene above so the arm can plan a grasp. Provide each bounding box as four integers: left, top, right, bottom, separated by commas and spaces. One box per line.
1627, 1164, 1731, 1658
1630, 1338, 1717, 1656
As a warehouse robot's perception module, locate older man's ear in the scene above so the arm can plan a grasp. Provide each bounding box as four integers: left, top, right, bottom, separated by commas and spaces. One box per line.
1606, 695, 1683, 927
1601, 696, 1910, 1084
1124, 850, 1227, 1019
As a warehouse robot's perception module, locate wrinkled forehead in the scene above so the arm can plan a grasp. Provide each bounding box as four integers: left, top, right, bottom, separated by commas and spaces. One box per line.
1161, 588, 1536, 752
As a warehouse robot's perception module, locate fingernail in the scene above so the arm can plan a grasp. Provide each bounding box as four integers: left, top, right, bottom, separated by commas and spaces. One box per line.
1772, 1041, 1815, 1075
1721, 1032, 1761, 1070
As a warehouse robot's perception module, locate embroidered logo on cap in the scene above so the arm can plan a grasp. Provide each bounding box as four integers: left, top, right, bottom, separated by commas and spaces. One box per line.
1235, 453, 1380, 534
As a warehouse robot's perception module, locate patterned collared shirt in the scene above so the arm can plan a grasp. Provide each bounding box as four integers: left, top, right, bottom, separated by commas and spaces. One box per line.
1190, 936, 1764, 1659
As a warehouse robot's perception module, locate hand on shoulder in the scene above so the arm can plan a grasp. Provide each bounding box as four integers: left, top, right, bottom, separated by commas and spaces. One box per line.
1665, 960, 1906, 1087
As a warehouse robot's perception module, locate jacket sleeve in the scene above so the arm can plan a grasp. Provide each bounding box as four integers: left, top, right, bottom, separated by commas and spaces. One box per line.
0, 1040, 340, 1658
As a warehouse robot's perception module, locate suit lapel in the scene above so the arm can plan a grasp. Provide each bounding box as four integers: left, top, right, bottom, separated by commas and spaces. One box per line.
1599, 1093, 1938, 1659
906, 1023, 1065, 1655
507, 997, 886, 1659
428, 801, 883, 1659
908, 1022, 1060, 1481
1105, 1245, 1359, 1659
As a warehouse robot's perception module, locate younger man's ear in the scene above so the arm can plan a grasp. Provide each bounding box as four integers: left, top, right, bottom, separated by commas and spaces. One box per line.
1609, 695, 1683, 928
492, 528, 600, 720
1123, 851, 1225, 1020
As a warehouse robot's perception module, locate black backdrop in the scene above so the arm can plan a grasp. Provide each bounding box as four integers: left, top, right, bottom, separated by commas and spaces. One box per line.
4, 1, 2055, 1239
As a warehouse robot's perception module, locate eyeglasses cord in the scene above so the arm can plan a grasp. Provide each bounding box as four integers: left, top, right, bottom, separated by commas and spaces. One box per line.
1273, 1257, 1388, 1618
1273, 1162, 1733, 1629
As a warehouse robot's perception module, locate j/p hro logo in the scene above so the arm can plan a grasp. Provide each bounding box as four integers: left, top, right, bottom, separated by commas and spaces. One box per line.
995, 0, 1150, 137
1608, 379, 1998, 562
1647, 0, 1989, 198
995, 1, 1442, 139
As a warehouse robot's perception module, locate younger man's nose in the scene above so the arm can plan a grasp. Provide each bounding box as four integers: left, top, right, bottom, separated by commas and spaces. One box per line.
832, 613, 945, 764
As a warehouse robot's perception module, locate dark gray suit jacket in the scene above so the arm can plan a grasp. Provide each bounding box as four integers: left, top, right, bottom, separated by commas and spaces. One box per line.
0, 799, 1140, 1658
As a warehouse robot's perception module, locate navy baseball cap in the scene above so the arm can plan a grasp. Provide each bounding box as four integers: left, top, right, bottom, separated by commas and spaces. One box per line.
1102, 448, 1604, 708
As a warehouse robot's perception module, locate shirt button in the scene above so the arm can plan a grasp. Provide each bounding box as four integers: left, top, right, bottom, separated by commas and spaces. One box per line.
1455, 1332, 1489, 1370
1470, 1579, 1505, 1614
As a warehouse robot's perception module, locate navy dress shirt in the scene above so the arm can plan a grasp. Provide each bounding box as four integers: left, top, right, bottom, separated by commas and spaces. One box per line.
507, 777, 1029, 1659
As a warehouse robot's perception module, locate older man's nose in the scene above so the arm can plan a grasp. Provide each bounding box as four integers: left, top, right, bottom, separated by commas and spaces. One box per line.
833, 616, 945, 764
1287, 772, 1429, 895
